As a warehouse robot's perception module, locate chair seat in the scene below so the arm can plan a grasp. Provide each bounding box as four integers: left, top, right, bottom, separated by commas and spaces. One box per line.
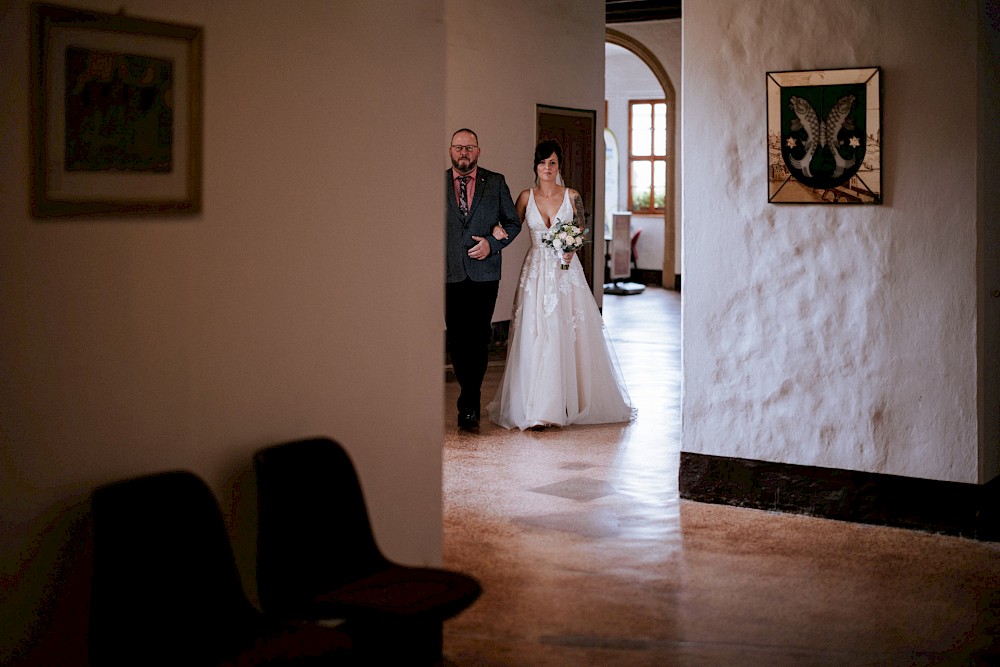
254, 435, 482, 665
311, 565, 482, 621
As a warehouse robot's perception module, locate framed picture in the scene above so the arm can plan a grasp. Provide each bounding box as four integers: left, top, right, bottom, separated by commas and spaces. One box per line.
767, 67, 881, 204
30, 3, 203, 217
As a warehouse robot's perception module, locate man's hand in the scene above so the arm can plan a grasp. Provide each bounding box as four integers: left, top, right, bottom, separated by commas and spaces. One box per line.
468, 236, 492, 260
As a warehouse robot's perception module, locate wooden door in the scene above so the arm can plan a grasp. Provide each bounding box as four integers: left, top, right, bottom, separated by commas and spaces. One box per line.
537, 105, 597, 290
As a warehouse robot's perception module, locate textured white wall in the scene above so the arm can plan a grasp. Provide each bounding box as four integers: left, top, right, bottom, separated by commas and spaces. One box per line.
682, 0, 983, 482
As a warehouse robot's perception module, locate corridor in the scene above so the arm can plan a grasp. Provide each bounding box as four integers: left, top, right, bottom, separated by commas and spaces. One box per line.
442, 287, 1000, 666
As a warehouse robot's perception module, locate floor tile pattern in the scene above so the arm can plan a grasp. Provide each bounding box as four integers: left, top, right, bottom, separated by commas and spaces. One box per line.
442, 287, 1000, 666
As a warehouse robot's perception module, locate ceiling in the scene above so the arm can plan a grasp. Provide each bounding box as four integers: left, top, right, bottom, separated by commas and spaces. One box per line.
606, 0, 681, 23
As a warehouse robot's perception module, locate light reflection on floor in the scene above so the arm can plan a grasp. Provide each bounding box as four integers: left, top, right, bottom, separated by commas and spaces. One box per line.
442, 287, 1000, 666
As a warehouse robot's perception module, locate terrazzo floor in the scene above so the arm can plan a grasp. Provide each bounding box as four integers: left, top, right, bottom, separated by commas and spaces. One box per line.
441, 287, 1000, 666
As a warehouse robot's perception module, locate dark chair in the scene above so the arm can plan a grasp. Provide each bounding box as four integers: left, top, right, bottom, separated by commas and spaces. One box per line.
254, 437, 482, 663
89, 470, 357, 666
630, 227, 642, 271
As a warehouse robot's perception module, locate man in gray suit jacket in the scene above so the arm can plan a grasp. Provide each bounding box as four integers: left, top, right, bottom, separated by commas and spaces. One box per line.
446, 128, 521, 432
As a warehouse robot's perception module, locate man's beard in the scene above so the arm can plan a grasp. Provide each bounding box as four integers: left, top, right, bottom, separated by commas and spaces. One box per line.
452, 156, 477, 174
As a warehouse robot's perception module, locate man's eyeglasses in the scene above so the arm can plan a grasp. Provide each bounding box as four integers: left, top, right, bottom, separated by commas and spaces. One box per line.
451, 145, 479, 153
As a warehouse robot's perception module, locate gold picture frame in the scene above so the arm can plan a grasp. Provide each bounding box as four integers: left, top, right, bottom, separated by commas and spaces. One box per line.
30, 3, 203, 217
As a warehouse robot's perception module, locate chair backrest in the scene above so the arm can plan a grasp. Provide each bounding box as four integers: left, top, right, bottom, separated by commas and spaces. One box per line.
89, 470, 262, 665
254, 437, 388, 615
630, 227, 642, 265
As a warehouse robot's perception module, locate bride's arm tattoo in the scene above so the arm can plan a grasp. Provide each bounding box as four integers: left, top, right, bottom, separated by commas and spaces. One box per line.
572, 192, 586, 223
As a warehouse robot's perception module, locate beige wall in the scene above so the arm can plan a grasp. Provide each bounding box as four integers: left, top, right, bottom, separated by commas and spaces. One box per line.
1, 0, 447, 661
0, 0, 610, 660
447, 0, 607, 317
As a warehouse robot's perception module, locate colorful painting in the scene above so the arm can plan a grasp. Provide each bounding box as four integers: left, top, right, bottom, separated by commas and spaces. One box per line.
64, 47, 175, 173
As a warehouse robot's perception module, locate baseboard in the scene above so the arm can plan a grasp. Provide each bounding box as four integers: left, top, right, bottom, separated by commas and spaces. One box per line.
679, 452, 1000, 542
629, 268, 662, 286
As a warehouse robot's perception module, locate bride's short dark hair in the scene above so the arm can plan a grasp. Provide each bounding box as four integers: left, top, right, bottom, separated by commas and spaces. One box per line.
533, 140, 562, 173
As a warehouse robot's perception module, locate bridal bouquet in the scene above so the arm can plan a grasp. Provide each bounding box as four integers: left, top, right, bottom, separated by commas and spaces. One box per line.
542, 217, 588, 270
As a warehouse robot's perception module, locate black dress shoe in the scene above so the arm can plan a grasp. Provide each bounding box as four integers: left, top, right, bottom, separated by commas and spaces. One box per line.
458, 412, 480, 432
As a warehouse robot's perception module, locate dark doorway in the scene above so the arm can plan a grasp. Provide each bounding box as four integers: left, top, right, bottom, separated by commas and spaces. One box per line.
537, 104, 597, 290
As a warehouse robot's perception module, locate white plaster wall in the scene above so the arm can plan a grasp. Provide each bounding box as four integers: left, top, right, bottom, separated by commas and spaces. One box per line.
629, 215, 665, 272
682, 0, 982, 482
0, 0, 446, 660
447, 0, 606, 316
611, 20, 683, 277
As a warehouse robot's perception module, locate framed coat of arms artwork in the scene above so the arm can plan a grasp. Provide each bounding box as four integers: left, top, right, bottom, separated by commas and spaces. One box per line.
766, 67, 881, 204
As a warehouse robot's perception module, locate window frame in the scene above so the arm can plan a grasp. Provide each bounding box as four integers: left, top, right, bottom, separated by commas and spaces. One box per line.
627, 99, 668, 214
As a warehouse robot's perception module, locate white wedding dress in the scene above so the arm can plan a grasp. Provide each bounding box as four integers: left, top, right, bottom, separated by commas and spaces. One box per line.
487, 189, 635, 430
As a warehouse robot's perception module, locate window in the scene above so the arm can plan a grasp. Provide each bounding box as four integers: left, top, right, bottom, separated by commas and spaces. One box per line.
628, 100, 667, 214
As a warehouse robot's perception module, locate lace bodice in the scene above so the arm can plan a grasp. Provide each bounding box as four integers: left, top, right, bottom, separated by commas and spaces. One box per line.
525, 188, 573, 249
516, 189, 587, 322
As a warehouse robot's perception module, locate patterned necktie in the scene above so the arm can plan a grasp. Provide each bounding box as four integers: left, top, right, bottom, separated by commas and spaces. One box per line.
458, 176, 470, 219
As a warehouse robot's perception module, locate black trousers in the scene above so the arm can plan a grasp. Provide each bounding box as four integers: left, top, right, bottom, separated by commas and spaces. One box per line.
445, 278, 500, 417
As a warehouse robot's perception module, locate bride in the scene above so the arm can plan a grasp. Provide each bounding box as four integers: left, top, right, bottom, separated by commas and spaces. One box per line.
486, 140, 635, 431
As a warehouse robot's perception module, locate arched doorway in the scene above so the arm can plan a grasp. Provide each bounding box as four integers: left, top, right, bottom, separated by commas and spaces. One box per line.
605, 29, 678, 289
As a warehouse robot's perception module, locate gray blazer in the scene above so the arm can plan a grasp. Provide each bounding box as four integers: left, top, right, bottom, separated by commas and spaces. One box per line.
446, 167, 521, 283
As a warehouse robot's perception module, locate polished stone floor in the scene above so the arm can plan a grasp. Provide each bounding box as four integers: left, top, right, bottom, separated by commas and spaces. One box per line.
441, 287, 1000, 666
